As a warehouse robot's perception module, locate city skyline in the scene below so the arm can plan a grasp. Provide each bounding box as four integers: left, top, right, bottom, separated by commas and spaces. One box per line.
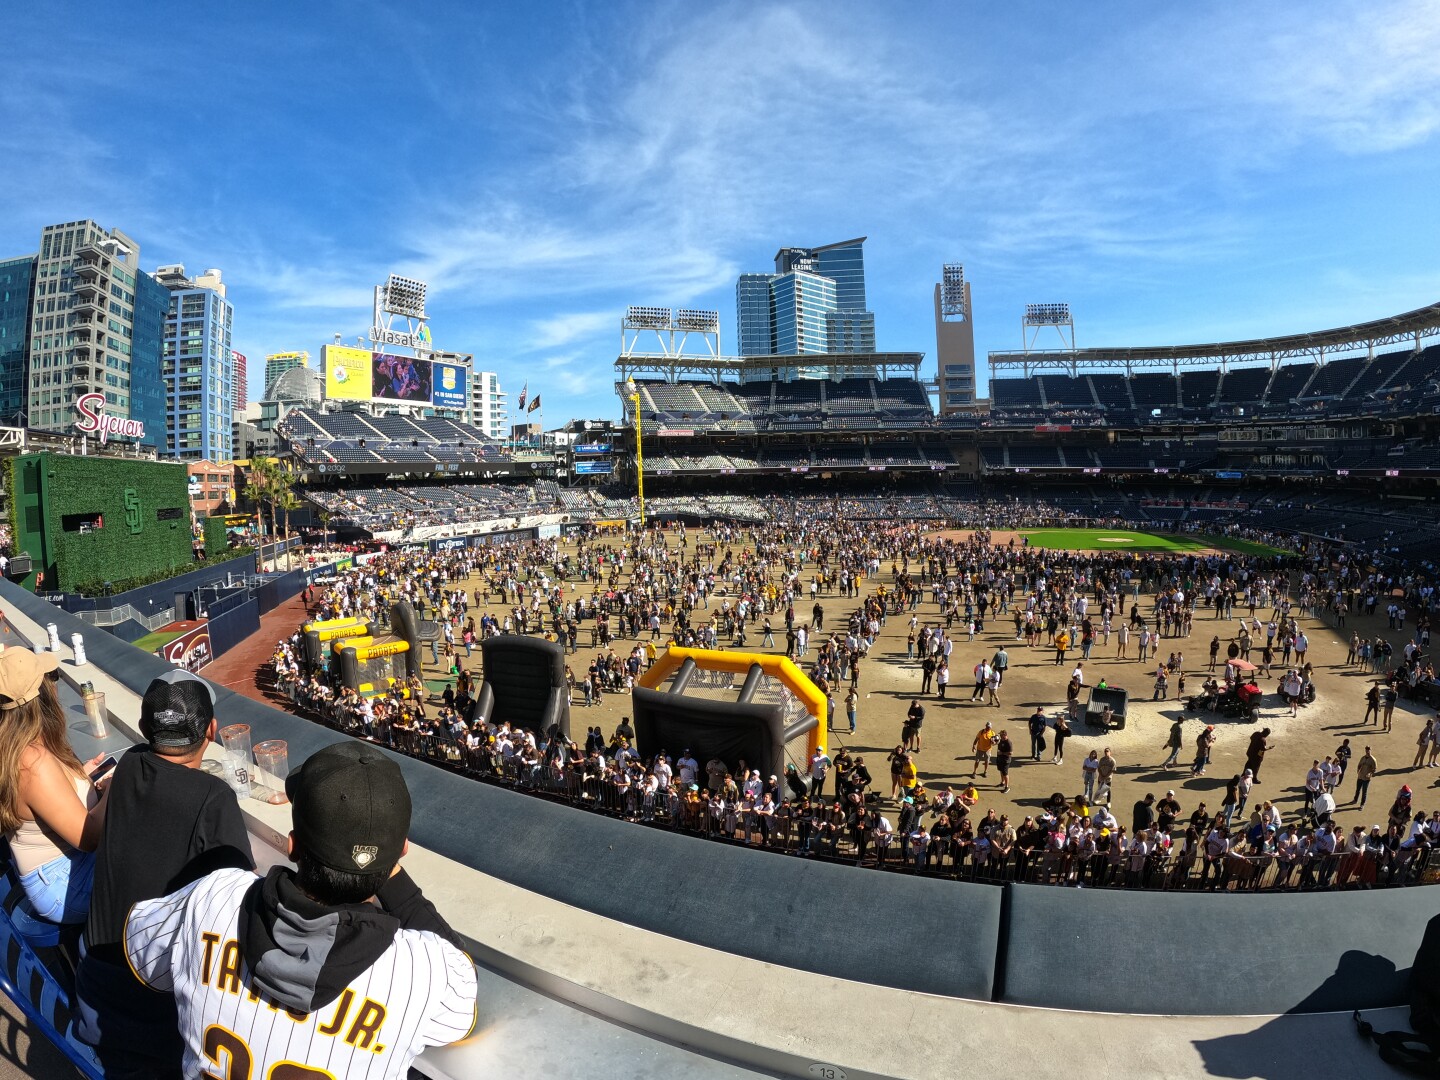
2, 2, 1438, 422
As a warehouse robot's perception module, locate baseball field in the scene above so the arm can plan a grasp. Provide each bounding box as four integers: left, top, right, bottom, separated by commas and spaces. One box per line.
1018, 527, 1290, 557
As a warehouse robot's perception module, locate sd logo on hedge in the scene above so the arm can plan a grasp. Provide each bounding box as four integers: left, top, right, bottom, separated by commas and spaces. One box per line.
124, 489, 141, 534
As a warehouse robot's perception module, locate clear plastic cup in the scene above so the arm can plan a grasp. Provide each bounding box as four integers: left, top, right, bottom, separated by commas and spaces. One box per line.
218, 723, 253, 799
83, 692, 107, 738
253, 740, 289, 804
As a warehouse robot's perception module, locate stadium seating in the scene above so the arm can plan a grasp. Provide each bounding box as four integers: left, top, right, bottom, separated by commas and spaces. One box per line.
277, 408, 504, 468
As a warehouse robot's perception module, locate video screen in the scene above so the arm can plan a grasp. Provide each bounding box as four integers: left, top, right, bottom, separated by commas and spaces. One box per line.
372, 353, 432, 403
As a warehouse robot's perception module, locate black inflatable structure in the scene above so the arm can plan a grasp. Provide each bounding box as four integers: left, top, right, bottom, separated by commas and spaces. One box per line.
469, 635, 571, 739
632, 658, 819, 780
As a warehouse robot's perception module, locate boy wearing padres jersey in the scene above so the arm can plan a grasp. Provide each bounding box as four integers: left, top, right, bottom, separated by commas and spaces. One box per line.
126, 742, 478, 1079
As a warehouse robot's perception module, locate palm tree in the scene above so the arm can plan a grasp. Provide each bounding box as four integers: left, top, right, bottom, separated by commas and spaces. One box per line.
242, 459, 281, 539
277, 489, 303, 571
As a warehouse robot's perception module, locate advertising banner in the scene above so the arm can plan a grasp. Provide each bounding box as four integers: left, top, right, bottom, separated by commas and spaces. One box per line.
573, 443, 611, 455
372, 353, 432, 403
324, 345, 371, 401
574, 460, 614, 475
157, 623, 212, 672
431, 361, 468, 409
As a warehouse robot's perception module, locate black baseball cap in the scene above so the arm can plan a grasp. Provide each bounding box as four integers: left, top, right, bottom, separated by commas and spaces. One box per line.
286, 742, 411, 874
140, 670, 216, 749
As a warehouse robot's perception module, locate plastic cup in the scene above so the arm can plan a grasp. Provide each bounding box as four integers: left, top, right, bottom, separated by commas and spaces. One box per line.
253, 740, 289, 804
218, 723, 253, 799
83, 692, 107, 738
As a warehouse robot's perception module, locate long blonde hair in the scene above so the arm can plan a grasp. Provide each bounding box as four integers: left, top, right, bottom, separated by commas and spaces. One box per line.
0, 679, 84, 835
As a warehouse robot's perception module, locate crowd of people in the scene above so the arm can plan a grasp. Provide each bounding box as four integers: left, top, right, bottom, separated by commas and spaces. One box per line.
260, 510, 1440, 895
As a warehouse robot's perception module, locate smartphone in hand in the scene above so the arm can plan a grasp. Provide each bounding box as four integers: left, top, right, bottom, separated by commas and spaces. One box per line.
88, 755, 119, 782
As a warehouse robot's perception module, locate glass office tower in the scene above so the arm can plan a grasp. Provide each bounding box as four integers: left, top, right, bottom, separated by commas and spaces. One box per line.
0, 255, 35, 426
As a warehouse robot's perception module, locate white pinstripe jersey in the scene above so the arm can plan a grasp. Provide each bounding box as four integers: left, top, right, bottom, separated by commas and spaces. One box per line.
126, 868, 478, 1080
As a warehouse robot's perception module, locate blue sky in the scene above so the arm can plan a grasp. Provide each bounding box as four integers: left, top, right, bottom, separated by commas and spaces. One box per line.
4, 1, 1439, 420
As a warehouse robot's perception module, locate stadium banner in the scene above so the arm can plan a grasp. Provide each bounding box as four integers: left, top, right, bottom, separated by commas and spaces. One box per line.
868, 465, 886, 472
573, 443, 611, 455
372, 352, 433, 403
157, 622, 212, 672
574, 460, 614, 475
658, 429, 694, 437
1034, 424, 1072, 433
1083, 467, 1101, 475
1385, 468, 1400, 477
1215, 470, 1244, 480
1153, 467, 1170, 474
323, 345, 372, 401
537, 523, 561, 539
430, 361, 468, 409
1336, 469, 1350, 476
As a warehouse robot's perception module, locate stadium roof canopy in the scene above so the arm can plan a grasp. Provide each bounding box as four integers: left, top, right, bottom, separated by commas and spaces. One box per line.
614, 351, 926, 383
988, 301, 1440, 377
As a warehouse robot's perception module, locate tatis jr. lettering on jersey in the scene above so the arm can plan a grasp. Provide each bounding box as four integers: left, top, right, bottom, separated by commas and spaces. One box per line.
200, 933, 388, 1053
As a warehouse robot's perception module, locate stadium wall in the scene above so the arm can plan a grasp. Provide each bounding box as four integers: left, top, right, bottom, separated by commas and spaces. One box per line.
3, 577, 1428, 1016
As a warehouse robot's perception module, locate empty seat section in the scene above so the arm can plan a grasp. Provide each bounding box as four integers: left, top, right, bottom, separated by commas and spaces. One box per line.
1216, 366, 1270, 405
1263, 363, 1314, 406
1129, 373, 1178, 413
991, 378, 1043, 408
1178, 370, 1220, 409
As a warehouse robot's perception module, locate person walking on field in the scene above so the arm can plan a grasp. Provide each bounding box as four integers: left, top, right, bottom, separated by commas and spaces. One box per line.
1052, 712, 1070, 765
1162, 718, 1184, 768
972, 723, 996, 778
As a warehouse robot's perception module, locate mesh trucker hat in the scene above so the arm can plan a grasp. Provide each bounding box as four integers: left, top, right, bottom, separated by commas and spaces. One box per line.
0, 649, 59, 710
286, 742, 411, 874
141, 669, 216, 749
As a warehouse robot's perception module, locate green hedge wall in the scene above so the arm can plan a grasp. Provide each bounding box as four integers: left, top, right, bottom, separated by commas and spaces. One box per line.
203, 516, 229, 559
20, 453, 195, 593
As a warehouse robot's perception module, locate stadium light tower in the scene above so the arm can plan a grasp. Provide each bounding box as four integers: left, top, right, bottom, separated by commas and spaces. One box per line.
624, 377, 646, 531
1023, 302, 1075, 356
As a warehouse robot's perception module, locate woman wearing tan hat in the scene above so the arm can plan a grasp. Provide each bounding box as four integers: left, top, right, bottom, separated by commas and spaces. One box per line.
0, 649, 110, 924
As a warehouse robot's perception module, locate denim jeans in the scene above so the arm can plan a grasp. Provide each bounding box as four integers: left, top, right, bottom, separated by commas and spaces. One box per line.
18, 847, 96, 925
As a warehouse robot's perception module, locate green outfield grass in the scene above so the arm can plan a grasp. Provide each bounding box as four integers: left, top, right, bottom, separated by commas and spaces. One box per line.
130, 629, 185, 653
1020, 528, 1289, 557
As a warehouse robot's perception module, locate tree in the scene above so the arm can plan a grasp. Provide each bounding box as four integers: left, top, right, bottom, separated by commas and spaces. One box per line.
241, 459, 281, 539
277, 488, 303, 571
318, 509, 332, 549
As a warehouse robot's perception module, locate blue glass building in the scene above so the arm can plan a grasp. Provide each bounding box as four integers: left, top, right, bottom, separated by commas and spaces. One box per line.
130, 270, 169, 450
156, 267, 233, 460
0, 255, 35, 426
737, 236, 877, 357
736, 274, 777, 356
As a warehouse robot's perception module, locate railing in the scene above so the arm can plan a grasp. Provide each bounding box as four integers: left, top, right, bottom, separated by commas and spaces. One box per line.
283, 697, 1440, 895
75, 603, 175, 630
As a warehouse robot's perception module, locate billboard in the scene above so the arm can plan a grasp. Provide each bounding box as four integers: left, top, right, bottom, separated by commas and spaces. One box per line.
573, 443, 611, 455
431, 361, 468, 409
157, 622, 213, 672
324, 345, 371, 401
372, 353, 432, 403
574, 460, 614, 475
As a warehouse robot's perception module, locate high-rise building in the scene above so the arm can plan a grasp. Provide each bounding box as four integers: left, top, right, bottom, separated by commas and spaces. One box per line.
471, 370, 507, 438
231, 350, 248, 410
130, 270, 169, 448
736, 274, 777, 356
736, 237, 876, 358
21, 220, 163, 447
264, 351, 308, 393
155, 265, 234, 460
0, 255, 36, 426
770, 271, 836, 355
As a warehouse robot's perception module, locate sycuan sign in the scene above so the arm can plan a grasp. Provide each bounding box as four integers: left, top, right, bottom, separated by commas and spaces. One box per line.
74, 392, 145, 444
